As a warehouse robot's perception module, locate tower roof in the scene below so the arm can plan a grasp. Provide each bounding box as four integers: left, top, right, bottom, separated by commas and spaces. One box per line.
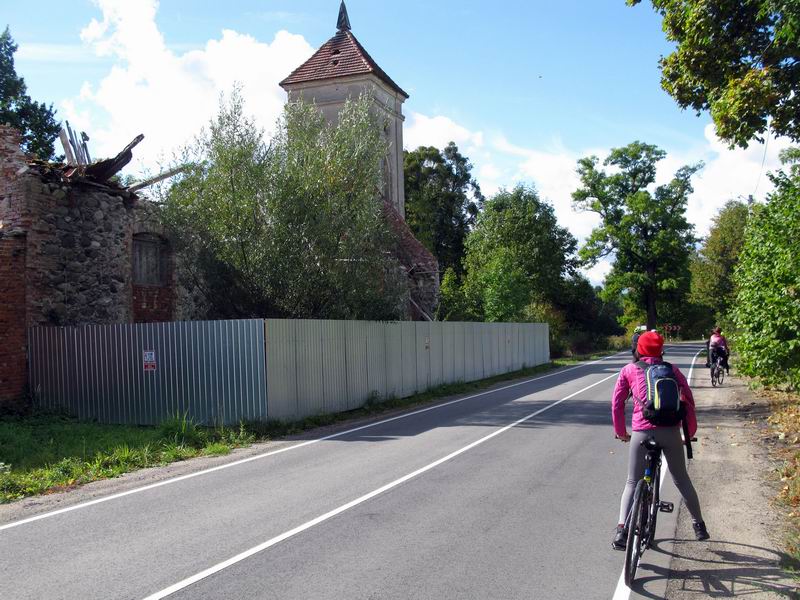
279, 5, 408, 98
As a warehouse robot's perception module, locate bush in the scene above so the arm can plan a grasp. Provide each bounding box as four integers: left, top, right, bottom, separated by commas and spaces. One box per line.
733, 162, 800, 390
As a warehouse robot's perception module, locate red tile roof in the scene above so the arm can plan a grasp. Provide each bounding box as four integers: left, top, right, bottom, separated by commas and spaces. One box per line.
280, 30, 408, 98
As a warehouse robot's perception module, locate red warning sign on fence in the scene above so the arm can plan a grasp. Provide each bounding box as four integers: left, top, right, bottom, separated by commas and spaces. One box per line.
143, 350, 157, 372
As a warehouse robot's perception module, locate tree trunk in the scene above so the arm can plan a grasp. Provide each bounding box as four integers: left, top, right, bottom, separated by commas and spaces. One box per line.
645, 264, 658, 330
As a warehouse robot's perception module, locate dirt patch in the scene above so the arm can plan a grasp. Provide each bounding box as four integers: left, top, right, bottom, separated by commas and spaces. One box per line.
665, 374, 800, 598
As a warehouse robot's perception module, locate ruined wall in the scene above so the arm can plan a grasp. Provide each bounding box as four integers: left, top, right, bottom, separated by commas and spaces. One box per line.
23, 181, 135, 327
0, 231, 27, 408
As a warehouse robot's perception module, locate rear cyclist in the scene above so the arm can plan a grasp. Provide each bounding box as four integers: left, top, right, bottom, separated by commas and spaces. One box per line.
611, 331, 710, 549
707, 327, 730, 374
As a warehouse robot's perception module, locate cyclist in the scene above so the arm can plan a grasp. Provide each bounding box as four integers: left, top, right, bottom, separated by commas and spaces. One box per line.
630, 325, 646, 362
611, 330, 710, 549
708, 327, 730, 375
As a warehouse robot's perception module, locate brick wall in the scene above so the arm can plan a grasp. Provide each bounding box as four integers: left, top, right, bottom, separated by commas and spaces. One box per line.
133, 285, 175, 323
0, 232, 27, 408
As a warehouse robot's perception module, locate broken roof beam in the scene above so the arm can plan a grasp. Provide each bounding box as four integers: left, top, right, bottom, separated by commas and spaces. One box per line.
128, 164, 188, 192
83, 133, 144, 182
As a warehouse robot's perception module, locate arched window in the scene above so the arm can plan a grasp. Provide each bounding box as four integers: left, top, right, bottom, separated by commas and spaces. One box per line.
132, 233, 169, 286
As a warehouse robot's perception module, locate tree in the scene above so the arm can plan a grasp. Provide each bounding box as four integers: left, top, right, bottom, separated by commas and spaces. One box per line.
462, 185, 577, 322
403, 142, 483, 275
161, 89, 407, 320
0, 27, 60, 160
732, 149, 800, 389
629, 0, 800, 148
690, 199, 750, 321
573, 141, 700, 329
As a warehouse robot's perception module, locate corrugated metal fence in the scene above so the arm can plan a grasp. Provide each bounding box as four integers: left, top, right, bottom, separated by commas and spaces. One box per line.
28, 319, 549, 425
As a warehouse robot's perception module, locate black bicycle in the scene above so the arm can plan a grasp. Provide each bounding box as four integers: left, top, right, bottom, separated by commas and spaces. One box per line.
710, 353, 725, 387
623, 431, 695, 587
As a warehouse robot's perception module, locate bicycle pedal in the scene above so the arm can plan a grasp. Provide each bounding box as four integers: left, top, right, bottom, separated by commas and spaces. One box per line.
659, 501, 674, 513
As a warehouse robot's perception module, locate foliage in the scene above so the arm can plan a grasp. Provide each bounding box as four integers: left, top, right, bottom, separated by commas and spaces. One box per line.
461, 185, 578, 321
403, 143, 483, 275
690, 199, 750, 322
161, 88, 407, 321
573, 141, 700, 329
0, 27, 60, 160
629, 0, 800, 147
732, 151, 800, 389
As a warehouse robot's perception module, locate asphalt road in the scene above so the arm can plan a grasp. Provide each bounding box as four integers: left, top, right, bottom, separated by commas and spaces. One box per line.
0, 344, 703, 599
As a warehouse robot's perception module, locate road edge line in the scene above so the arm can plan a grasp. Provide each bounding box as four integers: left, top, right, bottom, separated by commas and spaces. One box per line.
0, 352, 626, 532
142, 371, 619, 600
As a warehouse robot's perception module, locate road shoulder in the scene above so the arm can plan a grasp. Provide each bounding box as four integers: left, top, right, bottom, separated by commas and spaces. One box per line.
665, 374, 799, 599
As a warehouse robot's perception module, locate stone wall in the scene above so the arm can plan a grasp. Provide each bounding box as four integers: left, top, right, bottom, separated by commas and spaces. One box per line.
0, 125, 196, 407
22, 179, 135, 327
0, 231, 27, 408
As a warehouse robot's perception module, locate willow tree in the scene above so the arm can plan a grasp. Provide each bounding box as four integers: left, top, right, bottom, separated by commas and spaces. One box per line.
161, 89, 407, 320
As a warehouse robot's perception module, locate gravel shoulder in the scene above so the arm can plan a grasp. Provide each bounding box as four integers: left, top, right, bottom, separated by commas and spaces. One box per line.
665, 373, 800, 599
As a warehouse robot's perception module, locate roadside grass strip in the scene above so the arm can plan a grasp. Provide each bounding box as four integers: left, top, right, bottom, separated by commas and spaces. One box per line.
142, 371, 620, 600
0, 352, 625, 531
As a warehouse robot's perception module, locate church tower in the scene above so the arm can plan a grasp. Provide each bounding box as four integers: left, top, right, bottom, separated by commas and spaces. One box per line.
280, 1, 409, 217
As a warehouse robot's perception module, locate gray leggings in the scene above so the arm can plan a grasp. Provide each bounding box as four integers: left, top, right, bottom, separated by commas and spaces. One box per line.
618, 427, 704, 525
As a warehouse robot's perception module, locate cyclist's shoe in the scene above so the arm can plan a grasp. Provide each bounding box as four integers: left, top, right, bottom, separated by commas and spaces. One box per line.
693, 521, 710, 541
612, 524, 627, 550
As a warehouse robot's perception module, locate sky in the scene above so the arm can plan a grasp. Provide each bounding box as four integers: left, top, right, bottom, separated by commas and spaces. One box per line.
4, 0, 792, 284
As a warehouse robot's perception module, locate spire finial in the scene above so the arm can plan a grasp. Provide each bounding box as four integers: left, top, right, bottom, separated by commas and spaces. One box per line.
337, 1, 351, 31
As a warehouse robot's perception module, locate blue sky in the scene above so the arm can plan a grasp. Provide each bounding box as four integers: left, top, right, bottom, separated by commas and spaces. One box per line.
4, 1, 790, 283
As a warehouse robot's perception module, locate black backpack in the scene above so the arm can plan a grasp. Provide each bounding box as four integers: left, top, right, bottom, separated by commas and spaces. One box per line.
634, 361, 685, 426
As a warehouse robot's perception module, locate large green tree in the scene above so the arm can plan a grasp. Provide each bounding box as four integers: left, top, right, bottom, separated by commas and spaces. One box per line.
629, 0, 800, 147
0, 27, 60, 160
732, 149, 800, 389
690, 199, 750, 321
161, 89, 407, 320
573, 141, 700, 329
461, 185, 577, 322
403, 142, 483, 275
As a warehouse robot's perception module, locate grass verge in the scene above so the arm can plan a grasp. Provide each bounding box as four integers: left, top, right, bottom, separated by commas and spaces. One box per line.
0, 353, 616, 504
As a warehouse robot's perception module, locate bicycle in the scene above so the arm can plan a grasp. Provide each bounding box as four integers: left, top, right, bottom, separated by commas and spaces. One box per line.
710, 353, 725, 387
623, 430, 695, 587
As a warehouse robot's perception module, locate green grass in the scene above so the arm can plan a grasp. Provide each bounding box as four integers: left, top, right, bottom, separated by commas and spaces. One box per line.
0, 355, 611, 504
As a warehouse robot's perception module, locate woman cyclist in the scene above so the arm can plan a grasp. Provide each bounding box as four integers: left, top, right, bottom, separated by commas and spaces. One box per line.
708, 327, 730, 375
611, 330, 710, 549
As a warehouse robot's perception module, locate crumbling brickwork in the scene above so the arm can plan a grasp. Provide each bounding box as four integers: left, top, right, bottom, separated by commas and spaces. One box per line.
0, 231, 27, 407
0, 125, 194, 408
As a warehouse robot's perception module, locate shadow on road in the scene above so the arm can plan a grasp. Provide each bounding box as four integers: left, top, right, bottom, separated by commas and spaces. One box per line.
632, 539, 800, 599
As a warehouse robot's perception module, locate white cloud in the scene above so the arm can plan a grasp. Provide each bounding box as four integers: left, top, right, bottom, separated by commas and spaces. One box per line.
404, 113, 484, 153
659, 124, 790, 239
65, 0, 314, 174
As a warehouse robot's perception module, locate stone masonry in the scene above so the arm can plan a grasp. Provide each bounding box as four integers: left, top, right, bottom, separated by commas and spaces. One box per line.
0, 125, 185, 408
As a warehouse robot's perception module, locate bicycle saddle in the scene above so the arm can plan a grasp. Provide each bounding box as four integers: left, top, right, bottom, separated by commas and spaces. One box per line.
641, 437, 659, 450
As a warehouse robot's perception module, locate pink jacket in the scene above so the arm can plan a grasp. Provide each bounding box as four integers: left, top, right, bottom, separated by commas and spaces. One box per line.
709, 333, 728, 349
611, 357, 697, 438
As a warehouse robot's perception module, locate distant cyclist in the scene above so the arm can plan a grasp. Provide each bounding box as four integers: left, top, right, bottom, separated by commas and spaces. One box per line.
611, 330, 710, 549
630, 325, 646, 362
708, 327, 730, 374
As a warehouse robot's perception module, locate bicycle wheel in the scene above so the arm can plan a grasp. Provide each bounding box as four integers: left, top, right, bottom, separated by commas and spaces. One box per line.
624, 480, 648, 587
646, 459, 661, 548
711, 366, 718, 387
717, 366, 725, 385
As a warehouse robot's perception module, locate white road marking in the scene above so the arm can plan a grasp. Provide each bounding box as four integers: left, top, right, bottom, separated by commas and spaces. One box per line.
0, 352, 626, 532
611, 345, 704, 599
142, 371, 620, 599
